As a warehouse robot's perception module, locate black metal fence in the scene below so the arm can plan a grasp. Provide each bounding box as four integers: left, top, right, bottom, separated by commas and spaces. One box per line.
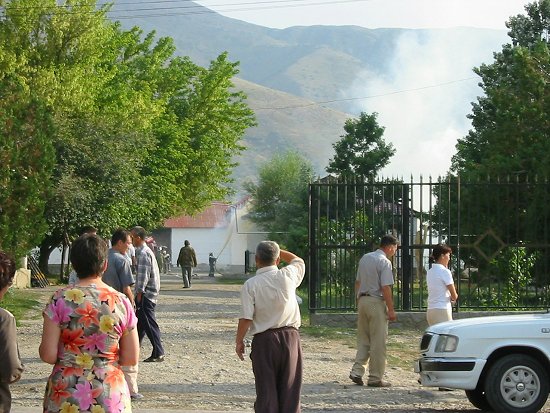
308, 176, 550, 313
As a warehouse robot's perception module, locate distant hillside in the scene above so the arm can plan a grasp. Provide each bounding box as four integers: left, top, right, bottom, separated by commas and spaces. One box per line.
117, 2, 507, 112
231, 78, 349, 184
114, 1, 510, 183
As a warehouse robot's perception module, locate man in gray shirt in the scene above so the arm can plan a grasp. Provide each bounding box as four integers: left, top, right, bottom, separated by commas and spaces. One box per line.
349, 234, 398, 388
103, 228, 141, 399
103, 229, 135, 307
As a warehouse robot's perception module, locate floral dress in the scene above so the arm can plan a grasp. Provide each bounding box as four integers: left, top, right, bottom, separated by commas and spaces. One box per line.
43, 285, 137, 413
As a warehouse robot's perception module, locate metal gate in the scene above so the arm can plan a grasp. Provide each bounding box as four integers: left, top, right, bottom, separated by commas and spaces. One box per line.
308, 176, 550, 313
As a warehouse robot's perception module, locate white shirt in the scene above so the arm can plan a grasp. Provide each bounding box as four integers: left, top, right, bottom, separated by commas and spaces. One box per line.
427, 263, 454, 310
240, 258, 305, 336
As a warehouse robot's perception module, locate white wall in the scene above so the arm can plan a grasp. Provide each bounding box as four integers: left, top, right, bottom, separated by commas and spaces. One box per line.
169, 207, 266, 269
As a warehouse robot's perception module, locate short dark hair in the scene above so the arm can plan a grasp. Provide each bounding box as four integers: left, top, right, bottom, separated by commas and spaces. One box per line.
131, 226, 146, 240
256, 241, 280, 266
80, 225, 97, 236
0, 251, 16, 290
429, 243, 452, 264
111, 228, 130, 246
184, 240, 190, 246
380, 234, 399, 248
70, 234, 108, 279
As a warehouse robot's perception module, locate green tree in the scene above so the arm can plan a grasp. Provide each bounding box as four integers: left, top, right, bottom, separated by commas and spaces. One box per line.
326, 112, 395, 179
244, 152, 314, 259
433, 0, 550, 307
142, 52, 256, 224
0, 0, 255, 273
452, 0, 550, 178
0, 97, 55, 260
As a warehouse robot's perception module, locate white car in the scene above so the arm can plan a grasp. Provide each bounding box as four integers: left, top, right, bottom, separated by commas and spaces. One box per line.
415, 314, 550, 413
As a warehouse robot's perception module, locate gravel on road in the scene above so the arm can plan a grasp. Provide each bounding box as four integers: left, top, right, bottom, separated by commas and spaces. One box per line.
8, 271, 525, 412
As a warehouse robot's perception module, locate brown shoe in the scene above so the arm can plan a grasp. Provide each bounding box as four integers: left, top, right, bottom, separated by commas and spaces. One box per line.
367, 381, 391, 387
349, 374, 364, 386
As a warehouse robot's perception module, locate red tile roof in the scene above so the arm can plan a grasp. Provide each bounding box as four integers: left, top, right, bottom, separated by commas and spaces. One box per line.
164, 203, 232, 228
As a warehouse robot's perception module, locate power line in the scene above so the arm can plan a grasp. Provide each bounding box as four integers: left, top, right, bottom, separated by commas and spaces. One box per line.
2, 0, 375, 19
110, 0, 374, 19
254, 77, 479, 110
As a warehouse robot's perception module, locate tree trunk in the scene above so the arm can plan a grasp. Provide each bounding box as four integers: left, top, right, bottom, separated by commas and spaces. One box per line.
38, 234, 62, 275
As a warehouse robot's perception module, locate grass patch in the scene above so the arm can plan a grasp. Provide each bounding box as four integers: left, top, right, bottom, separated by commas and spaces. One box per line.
386, 326, 422, 368
1, 288, 43, 322
214, 276, 248, 285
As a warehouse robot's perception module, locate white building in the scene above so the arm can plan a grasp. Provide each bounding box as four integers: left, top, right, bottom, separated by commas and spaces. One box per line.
153, 200, 266, 274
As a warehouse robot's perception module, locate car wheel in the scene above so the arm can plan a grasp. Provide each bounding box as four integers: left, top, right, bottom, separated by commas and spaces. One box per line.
485, 354, 549, 413
465, 388, 492, 411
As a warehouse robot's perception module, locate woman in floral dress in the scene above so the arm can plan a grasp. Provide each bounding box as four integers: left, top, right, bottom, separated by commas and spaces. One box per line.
40, 234, 139, 413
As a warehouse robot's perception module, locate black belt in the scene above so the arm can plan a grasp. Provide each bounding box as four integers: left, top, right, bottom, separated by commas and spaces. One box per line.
359, 293, 381, 299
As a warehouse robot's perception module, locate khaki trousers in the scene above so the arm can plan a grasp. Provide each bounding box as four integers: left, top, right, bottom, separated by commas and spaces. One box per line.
122, 364, 139, 394
426, 308, 452, 326
350, 296, 388, 384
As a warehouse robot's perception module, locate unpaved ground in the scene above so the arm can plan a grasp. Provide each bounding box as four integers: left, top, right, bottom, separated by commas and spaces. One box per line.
9, 271, 548, 412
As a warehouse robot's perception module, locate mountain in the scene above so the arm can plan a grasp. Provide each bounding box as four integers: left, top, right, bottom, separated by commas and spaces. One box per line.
230, 78, 349, 183
113, 1, 510, 182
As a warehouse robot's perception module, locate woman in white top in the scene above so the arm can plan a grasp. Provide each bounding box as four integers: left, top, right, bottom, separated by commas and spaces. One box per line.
426, 244, 458, 326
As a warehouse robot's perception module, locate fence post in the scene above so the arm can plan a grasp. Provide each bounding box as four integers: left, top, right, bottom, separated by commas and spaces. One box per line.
401, 184, 412, 310
308, 182, 317, 314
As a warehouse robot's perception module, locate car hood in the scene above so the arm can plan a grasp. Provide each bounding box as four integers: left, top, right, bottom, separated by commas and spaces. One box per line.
427, 313, 550, 339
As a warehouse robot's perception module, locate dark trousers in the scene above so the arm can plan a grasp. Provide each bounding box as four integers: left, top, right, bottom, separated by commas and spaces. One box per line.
0, 382, 11, 413
137, 296, 164, 358
181, 266, 192, 287
251, 327, 302, 413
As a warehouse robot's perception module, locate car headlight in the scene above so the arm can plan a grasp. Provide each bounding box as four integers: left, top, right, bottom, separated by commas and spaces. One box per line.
434, 334, 458, 352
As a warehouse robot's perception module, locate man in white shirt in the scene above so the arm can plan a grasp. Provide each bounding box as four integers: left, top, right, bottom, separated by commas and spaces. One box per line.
235, 241, 305, 413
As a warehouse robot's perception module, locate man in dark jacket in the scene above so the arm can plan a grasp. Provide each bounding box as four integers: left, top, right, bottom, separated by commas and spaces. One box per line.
177, 240, 197, 288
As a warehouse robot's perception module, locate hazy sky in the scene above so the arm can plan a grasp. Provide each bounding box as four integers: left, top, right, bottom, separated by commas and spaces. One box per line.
192, 0, 531, 177
195, 0, 530, 30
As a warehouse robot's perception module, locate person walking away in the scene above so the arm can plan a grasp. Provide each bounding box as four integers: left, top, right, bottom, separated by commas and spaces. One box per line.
176, 240, 197, 288
131, 226, 165, 362
208, 253, 217, 277
349, 234, 398, 387
426, 244, 458, 326
0, 251, 24, 413
235, 241, 306, 413
39, 234, 139, 412
103, 228, 143, 400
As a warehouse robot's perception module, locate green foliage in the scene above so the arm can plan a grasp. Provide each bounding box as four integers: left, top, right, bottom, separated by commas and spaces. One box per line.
490, 247, 538, 307
452, 0, 550, 178
316, 212, 371, 299
143, 52, 255, 224
244, 151, 314, 259
0, 92, 56, 260
0, 1, 255, 267
326, 112, 395, 179
436, 1, 550, 300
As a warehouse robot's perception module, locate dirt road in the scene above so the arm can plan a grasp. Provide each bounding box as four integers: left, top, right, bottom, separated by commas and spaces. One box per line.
9, 271, 527, 412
